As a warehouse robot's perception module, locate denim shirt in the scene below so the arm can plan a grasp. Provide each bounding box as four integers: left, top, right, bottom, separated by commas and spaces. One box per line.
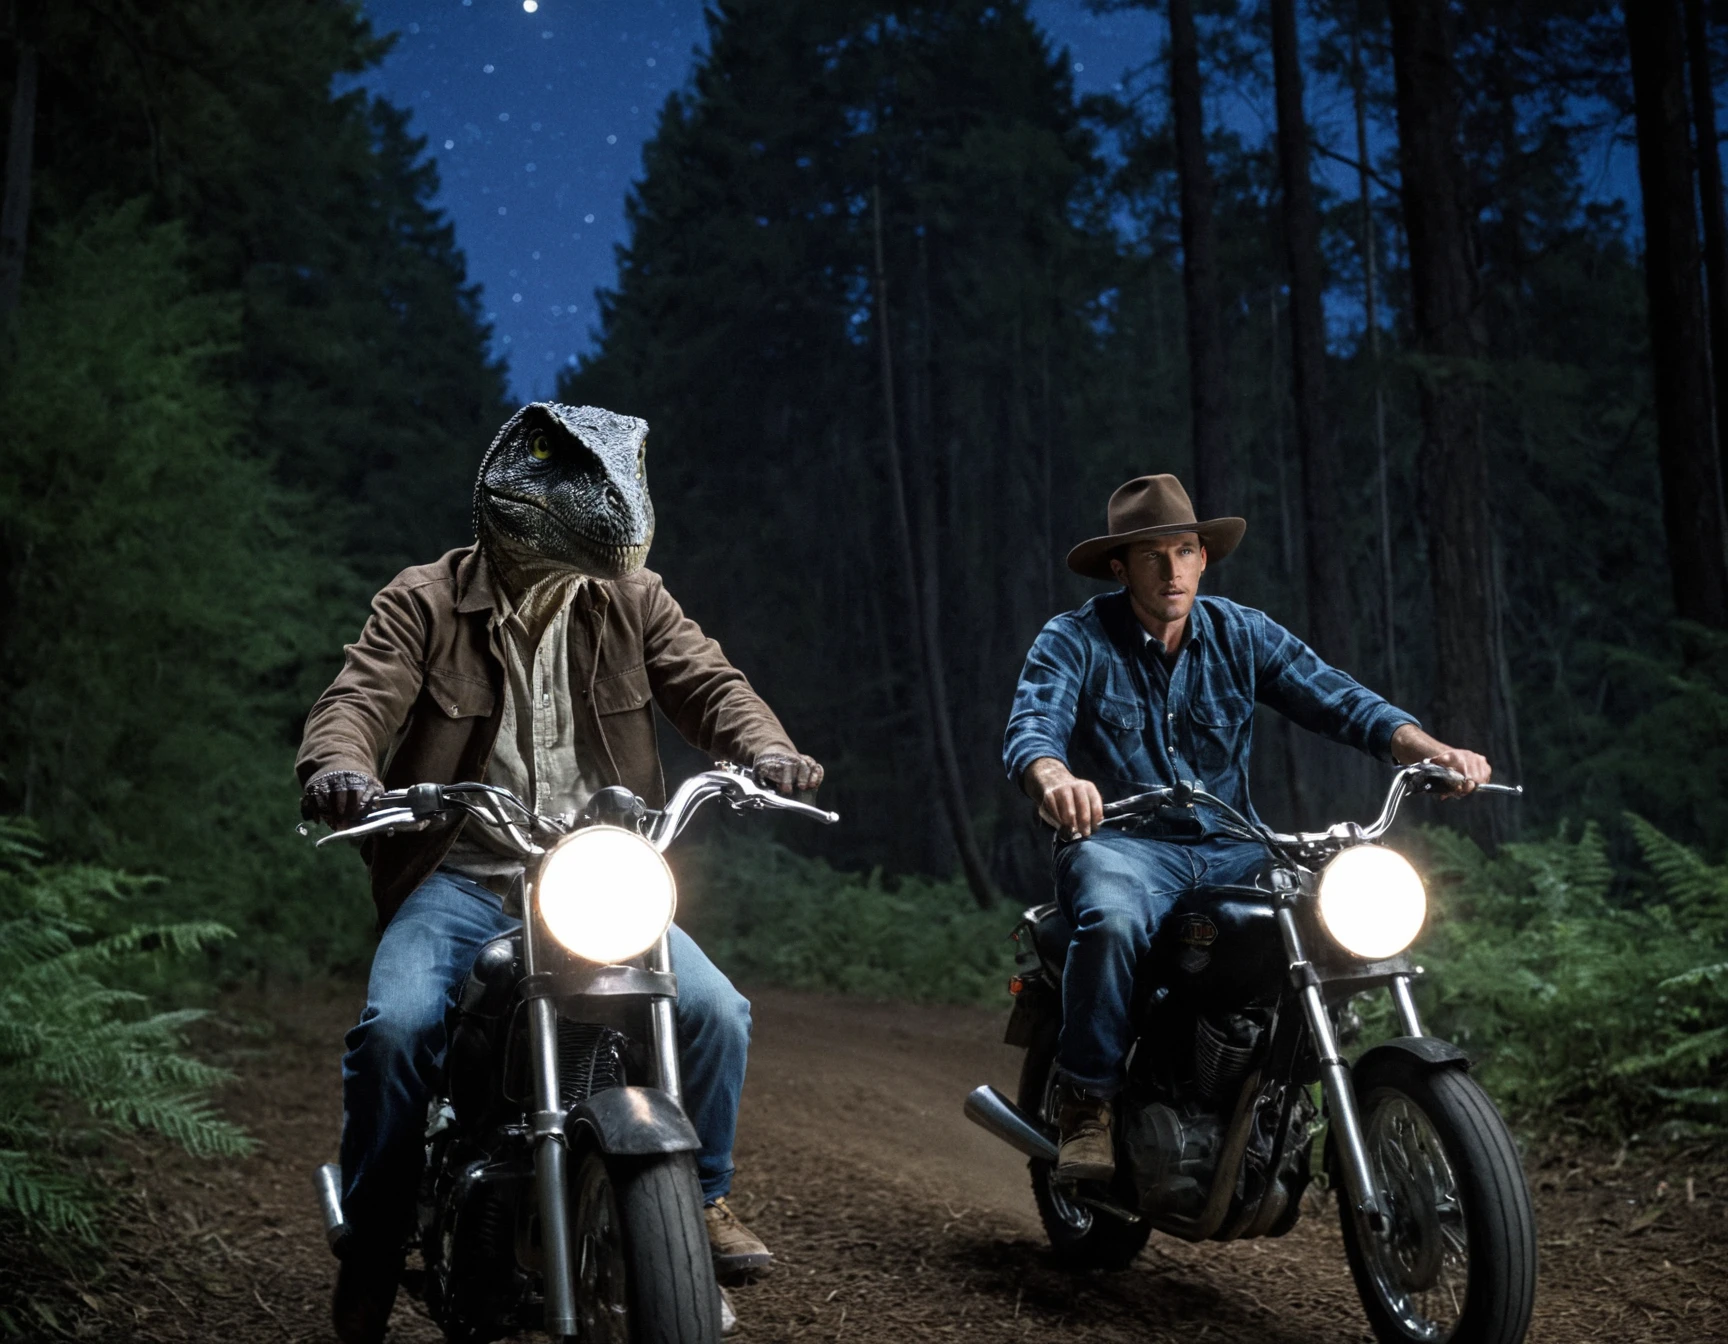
1003, 591, 1417, 826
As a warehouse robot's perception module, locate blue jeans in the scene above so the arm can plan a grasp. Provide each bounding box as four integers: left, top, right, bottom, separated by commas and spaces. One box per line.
339, 870, 751, 1251
1054, 830, 1268, 1097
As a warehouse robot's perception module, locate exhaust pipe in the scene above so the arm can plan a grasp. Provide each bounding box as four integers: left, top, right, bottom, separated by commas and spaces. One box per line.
313, 1162, 351, 1253
964, 1085, 1058, 1163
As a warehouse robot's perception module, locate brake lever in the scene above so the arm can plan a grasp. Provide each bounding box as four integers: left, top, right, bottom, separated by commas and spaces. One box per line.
307, 807, 431, 847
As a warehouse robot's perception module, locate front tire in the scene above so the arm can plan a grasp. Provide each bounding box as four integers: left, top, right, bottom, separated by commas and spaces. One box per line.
1017, 1029, 1152, 1271
1337, 1055, 1536, 1344
569, 1148, 721, 1344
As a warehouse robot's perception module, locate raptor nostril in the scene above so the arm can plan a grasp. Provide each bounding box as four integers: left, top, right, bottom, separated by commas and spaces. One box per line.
606, 484, 625, 512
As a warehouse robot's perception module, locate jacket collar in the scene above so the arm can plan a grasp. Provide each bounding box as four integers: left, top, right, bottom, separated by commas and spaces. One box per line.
453, 542, 613, 618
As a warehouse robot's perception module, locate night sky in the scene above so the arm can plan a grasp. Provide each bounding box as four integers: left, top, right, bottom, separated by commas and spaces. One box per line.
353, 1, 1634, 402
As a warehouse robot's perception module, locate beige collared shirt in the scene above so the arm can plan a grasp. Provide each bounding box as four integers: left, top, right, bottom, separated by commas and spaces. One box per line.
442, 572, 606, 891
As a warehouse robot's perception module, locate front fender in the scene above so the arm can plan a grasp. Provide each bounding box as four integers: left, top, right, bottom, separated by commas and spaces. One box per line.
565, 1086, 701, 1156
1354, 1035, 1471, 1079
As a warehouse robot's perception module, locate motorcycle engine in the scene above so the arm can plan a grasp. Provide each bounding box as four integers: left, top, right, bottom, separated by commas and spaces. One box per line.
1121, 1008, 1267, 1221
1121, 1096, 1223, 1219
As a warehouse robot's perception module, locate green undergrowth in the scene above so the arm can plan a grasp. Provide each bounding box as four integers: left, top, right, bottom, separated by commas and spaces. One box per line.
0, 819, 254, 1251
673, 832, 1018, 1004
1405, 817, 1726, 1144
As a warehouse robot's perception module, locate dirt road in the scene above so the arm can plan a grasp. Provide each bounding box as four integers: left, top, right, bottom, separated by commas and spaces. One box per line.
17, 982, 1725, 1342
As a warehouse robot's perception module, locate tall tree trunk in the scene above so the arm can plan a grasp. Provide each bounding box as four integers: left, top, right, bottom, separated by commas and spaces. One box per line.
1624, 0, 1728, 627
1272, 0, 1350, 663
871, 181, 999, 909
1168, 0, 1232, 519
0, 36, 38, 330
1267, 287, 1310, 828
1353, 10, 1398, 702
1387, 0, 1519, 835
1685, 0, 1728, 505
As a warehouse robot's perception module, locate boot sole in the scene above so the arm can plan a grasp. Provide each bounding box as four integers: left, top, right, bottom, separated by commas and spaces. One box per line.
713, 1249, 774, 1275
1054, 1159, 1115, 1184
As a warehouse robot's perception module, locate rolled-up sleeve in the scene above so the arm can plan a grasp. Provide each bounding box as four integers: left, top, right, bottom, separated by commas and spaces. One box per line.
1250, 611, 1417, 761
1003, 616, 1088, 785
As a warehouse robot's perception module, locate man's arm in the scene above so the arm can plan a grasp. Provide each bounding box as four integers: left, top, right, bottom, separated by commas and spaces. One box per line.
1249, 610, 1490, 792
639, 574, 821, 793
1389, 722, 1492, 794
295, 579, 430, 823
1005, 617, 1102, 833
1250, 610, 1419, 760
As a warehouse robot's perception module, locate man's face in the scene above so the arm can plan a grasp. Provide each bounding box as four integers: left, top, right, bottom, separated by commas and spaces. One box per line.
1109, 533, 1207, 624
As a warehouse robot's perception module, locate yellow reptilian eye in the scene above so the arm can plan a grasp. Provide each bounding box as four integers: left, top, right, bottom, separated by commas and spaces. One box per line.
529, 430, 552, 461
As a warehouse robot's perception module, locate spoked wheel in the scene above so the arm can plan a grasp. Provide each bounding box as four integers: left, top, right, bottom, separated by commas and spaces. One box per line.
1016, 1030, 1152, 1271
569, 1148, 722, 1344
1338, 1056, 1536, 1344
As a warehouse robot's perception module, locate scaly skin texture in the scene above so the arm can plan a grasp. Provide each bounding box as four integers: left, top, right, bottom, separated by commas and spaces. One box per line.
472, 401, 655, 580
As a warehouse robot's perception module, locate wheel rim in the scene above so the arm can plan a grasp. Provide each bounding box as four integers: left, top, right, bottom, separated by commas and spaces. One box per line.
572, 1154, 630, 1344
1358, 1090, 1469, 1341
1039, 1062, 1094, 1234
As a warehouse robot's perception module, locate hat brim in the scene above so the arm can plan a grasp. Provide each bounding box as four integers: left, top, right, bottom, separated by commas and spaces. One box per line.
1065, 517, 1246, 581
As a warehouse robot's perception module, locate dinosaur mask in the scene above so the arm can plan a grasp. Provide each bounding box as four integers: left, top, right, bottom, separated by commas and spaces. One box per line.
472, 402, 655, 582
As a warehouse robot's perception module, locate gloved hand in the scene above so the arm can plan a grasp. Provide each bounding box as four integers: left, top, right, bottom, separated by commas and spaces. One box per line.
300, 769, 384, 830
753, 752, 824, 798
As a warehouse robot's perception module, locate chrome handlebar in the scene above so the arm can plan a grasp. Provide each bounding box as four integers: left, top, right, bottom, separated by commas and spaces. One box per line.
648, 764, 839, 852
1099, 762, 1522, 855
299, 765, 839, 854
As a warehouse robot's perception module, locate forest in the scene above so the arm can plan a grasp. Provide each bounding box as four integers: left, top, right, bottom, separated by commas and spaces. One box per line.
1, 0, 1726, 1310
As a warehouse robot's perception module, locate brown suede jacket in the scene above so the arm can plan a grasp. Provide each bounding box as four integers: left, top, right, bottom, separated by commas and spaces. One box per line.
296, 544, 798, 929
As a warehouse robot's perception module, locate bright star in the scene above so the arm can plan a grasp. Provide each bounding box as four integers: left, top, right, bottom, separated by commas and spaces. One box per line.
523, 0, 538, 11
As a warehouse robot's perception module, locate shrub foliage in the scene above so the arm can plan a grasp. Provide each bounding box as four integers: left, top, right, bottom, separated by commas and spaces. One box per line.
1416, 817, 1728, 1140
0, 820, 252, 1245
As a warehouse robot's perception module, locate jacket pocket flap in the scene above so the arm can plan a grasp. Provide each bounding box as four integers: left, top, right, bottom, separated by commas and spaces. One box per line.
1095, 696, 1145, 730
591, 663, 651, 716
425, 667, 496, 719
1191, 696, 1252, 727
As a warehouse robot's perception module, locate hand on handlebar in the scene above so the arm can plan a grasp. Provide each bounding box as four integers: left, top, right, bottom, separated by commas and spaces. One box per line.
753, 751, 825, 798
1419, 747, 1491, 798
300, 769, 384, 830
1026, 758, 1104, 838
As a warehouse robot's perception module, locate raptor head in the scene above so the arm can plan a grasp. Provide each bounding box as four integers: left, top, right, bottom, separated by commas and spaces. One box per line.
472, 402, 655, 581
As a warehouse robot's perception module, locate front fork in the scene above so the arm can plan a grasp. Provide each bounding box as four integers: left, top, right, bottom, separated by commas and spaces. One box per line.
1276, 903, 1418, 1236
524, 919, 683, 1337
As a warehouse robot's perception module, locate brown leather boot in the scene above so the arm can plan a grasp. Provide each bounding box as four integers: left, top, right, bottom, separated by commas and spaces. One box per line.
704, 1197, 773, 1275
331, 1248, 401, 1344
1055, 1089, 1115, 1183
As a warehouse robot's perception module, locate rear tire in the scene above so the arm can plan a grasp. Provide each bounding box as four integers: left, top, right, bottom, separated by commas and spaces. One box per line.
1336, 1054, 1536, 1344
569, 1148, 722, 1344
1017, 1029, 1152, 1271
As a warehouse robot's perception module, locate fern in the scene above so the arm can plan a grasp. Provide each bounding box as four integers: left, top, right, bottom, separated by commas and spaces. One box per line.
1413, 814, 1728, 1140
0, 817, 256, 1246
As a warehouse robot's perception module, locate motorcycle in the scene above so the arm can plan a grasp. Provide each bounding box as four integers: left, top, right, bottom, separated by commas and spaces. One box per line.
305, 764, 837, 1344
964, 762, 1536, 1344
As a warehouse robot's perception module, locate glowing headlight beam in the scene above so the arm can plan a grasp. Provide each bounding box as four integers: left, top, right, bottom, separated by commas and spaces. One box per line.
536, 826, 676, 964
1316, 844, 1426, 961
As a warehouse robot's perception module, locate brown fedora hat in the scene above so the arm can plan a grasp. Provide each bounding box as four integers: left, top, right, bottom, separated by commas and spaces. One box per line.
1065, 474, 1246, 580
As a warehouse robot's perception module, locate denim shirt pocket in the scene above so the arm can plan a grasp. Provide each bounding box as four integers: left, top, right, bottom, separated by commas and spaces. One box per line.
1188, 694, 1253, 788
1094, 695, 1145, 731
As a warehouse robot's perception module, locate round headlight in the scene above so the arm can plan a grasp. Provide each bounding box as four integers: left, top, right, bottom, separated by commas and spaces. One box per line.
1317, 844, 1426, 960
536, 826, 676, 964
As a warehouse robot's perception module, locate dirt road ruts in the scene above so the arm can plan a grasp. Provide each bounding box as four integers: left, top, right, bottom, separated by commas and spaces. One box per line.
7, 981, 1723, 1342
